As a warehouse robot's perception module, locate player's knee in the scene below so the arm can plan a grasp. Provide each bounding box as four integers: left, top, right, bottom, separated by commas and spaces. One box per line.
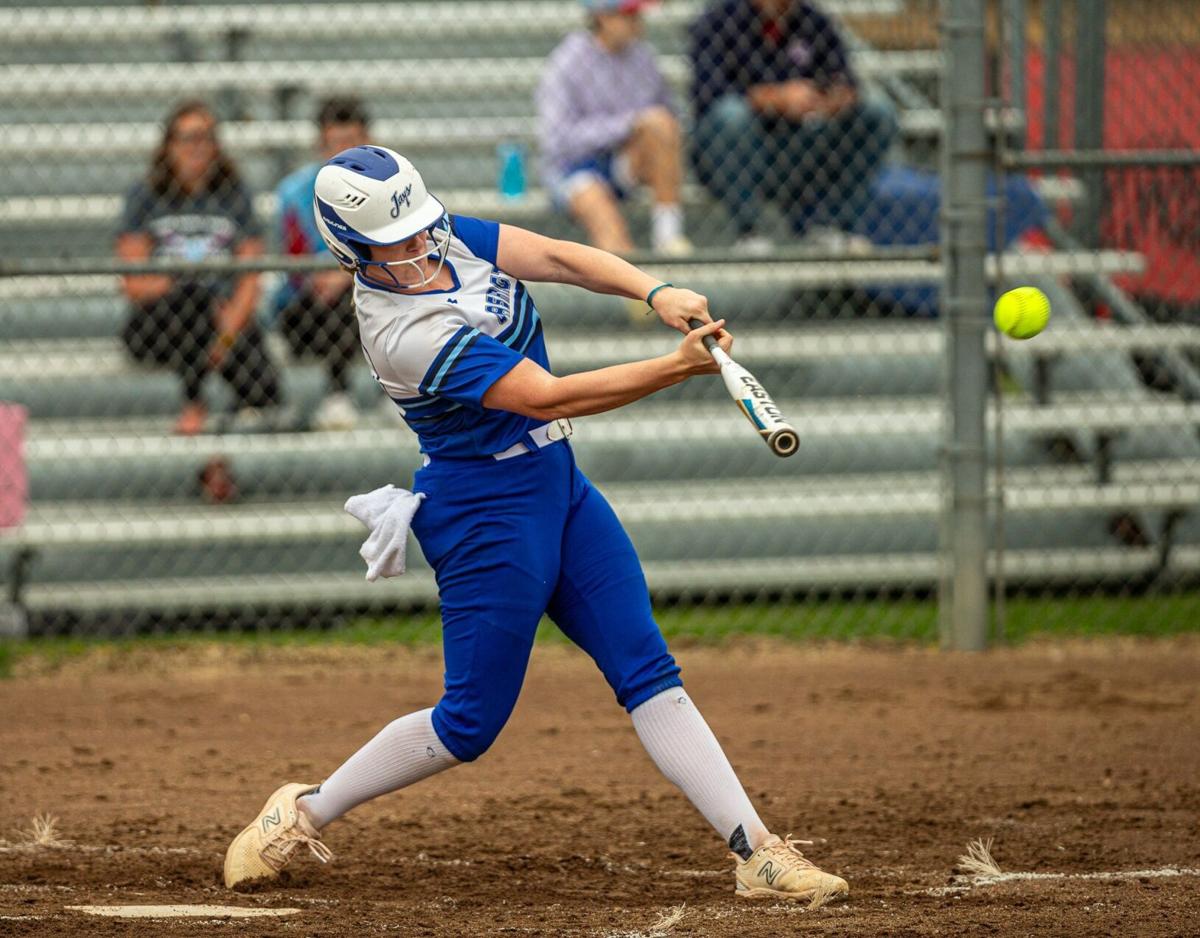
619, 665, 683, 713
431, 701, 511, 763
609, 644, 682, 713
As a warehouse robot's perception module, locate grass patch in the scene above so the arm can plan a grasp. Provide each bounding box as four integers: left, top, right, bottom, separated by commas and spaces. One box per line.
1, 591, 1196, 677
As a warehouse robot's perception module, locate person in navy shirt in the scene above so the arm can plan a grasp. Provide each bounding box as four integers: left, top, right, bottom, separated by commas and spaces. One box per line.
689, 0, 897, 251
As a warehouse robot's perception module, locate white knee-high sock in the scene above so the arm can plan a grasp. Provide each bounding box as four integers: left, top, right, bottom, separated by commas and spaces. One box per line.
651, 203, 684, 249
631, 688, 770, 859
297, 708, 458, 830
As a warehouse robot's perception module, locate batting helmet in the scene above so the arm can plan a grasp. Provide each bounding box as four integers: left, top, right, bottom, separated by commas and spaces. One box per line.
313, 145, 450, 289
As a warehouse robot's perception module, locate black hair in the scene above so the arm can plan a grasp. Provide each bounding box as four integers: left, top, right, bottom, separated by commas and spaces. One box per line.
316, 96, 370, 129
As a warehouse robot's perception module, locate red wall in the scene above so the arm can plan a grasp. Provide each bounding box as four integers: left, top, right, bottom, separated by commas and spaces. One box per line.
1025, 48, 1200, 303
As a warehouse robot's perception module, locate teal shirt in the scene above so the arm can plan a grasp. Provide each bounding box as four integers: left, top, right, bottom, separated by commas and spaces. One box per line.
272, 161, 326, 315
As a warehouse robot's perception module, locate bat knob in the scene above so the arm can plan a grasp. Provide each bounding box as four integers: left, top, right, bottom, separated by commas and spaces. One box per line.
767, 428, 800, 458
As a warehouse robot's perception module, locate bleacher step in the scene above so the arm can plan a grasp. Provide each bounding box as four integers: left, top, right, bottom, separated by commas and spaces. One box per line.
21, 546, 1188, 615
5, 323, 1194, 387
7, 462, 1198, 550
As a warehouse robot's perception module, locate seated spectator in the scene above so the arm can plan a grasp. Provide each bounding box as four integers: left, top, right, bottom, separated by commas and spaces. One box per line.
273, 97, 369, 430
689, 0, 897, 253
537, 0, 692, 256
117, 100, 283, 435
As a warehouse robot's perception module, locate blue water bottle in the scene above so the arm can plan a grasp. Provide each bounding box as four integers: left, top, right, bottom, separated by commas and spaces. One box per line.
497, 142, 527, 201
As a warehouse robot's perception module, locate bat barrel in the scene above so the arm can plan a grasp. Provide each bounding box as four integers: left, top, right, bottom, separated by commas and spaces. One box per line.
767, 427, 800, 458
688, 318, 800, 459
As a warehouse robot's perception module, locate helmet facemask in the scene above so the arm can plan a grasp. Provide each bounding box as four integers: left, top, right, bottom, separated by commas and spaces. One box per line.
357, 212, 453, 291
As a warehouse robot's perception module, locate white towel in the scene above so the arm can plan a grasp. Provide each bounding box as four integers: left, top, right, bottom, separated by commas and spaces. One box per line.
344, 484, 426, 582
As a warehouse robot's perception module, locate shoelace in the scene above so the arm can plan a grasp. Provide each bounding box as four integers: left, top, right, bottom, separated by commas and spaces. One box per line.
302, 835, 334, 865
729, 834, 818, 870
261, 820, 333, 868
756, 835, 818, 871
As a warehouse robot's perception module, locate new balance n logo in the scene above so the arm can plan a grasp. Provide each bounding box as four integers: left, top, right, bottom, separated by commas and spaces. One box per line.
261, 807, 281, 833
759, 860, 780, 885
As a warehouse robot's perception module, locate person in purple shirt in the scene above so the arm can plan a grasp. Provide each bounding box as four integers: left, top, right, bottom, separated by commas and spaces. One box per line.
689, 0, 897, 252
537, 0, 692, 256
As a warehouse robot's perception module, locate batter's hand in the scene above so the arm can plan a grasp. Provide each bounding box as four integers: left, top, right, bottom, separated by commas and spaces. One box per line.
650, 286, 712, 335
675, 318, 733, 375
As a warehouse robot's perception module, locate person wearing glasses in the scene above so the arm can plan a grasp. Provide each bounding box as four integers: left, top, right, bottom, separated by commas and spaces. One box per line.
116, 100, 283, 435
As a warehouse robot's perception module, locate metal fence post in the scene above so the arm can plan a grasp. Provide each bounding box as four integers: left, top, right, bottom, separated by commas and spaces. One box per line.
939, 0, 990, 651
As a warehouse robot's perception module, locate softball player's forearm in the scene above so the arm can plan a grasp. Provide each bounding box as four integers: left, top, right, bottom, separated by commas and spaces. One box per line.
545, 355, 690, 418
505, 230, 657, 301
484, 354, 688, 420
552, 241, 659, 301
496, 226, 661, 303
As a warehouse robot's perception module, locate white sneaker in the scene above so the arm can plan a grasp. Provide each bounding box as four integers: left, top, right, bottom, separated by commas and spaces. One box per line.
653, 235, 695, 257
313, 392, 359, 431
733, 834, 849, 904
224, 405, 293, 435
732, 234, 775, 257
803, 226, 873, 256
224, 782, 331, 888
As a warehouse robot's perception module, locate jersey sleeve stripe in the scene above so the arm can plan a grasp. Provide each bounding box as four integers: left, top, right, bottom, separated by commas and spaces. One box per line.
419, 325, 474, 395
516, 316, 543, 355
422, 327, 482, 395
497, 283, 527, 345
507, 291, 540, 353
420, 324, 473, 389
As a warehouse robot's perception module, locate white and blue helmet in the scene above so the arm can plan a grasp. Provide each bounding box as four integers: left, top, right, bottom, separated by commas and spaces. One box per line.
313, 145, 450, 289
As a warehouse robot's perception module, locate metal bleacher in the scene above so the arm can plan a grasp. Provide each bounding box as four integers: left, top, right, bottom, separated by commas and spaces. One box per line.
1, 0, 1199, 631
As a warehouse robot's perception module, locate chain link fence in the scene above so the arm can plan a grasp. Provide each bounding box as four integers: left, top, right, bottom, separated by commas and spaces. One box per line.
987, 0, 1200, 640
0, 0, 1197, 643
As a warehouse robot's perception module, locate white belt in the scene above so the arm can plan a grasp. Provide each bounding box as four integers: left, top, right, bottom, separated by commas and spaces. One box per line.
419, 419, 573, 467
492, 418, 573, 460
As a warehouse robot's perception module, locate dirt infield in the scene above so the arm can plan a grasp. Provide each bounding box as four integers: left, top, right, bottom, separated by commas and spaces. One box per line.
1, 638, 1198, 936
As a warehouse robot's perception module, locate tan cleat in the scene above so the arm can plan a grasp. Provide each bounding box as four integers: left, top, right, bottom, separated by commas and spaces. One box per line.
733, 834, 849, 904
223, 782, 332, 888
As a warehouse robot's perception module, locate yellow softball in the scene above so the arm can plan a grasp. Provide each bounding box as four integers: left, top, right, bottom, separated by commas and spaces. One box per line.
993, 286, 1051, 340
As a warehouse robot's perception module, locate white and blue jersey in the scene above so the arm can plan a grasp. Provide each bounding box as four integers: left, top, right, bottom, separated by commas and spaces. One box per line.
355, 214, 548, 457
352, 212, 682, 762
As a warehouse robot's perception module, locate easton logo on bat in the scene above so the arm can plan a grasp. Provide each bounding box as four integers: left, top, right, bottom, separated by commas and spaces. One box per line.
735, 376, 784, 431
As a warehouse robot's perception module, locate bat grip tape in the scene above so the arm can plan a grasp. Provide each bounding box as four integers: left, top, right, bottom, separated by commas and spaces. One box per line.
687, 317, 720, 352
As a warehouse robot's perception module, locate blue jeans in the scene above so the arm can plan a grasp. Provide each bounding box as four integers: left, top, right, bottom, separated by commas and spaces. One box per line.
693, 94, 898, 236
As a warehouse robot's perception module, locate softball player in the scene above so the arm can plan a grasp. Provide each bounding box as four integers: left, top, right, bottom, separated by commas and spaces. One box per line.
224, 145, 847, 903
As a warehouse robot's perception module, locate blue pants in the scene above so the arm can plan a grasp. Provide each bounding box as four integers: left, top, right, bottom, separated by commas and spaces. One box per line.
692, 93, 898, 236
411, 440, 682, 763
